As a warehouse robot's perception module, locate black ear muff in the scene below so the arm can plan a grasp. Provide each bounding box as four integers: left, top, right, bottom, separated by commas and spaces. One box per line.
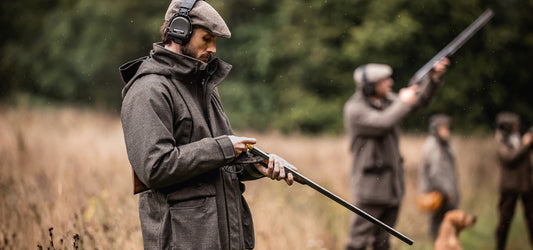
361, 65, 375, 96
167, 0, 197, 45
168, 15, 192, 44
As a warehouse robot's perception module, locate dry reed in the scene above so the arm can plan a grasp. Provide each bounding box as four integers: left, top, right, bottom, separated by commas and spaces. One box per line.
0, 107, 528, 250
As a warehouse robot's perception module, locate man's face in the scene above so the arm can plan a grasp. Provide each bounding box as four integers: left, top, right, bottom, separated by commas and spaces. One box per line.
181, 27, 217, 63
437, 124, 451, 141
374, 77, 394, 97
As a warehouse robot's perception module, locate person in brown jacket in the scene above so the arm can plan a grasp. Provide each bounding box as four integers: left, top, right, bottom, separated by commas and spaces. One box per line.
494, 112, 533, 250
418, 114, 459, 238
343, 58, 449, 250
120, 1, 296, 249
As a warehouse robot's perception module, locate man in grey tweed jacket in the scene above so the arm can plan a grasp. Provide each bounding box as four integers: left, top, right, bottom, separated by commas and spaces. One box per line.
418, 114, 459, 238
344, 58, 449, 250
120, 1, 295, 249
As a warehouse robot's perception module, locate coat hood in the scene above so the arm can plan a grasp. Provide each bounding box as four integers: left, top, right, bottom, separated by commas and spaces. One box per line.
119, 43, 231, 98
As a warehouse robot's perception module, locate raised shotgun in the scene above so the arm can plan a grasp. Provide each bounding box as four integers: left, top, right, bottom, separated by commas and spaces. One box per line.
246, 144, 414, 246
409, 9, 494, 86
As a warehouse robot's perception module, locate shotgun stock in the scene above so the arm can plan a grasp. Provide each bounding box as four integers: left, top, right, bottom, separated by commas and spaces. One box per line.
246, 144, 414, 246
133, 171, 149, 194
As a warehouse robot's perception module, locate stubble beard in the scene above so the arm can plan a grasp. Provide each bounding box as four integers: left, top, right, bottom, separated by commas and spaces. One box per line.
181, 45, 211, 63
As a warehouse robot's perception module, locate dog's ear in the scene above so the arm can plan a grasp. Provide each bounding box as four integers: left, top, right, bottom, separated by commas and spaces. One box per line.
447, 210, 477, 229
453, 211, 467, 229
463, 213, 477, 228
444, 210, 464, 227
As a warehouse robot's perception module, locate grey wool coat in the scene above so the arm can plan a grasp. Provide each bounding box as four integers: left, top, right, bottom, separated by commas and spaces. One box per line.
344, 76, 442, 206
418, 135, 459, 208
120, 43, 263, 250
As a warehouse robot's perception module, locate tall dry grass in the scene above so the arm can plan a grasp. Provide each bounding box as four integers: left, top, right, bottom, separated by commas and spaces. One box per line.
0, 107, 530, 249
0, 107, 141, 249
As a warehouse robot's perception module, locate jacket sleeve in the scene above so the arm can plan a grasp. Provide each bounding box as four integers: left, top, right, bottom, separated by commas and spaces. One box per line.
345, 97, 411, 137
411, 74, 443, 112
121, 77, 235, 190
496, 142, 531, 168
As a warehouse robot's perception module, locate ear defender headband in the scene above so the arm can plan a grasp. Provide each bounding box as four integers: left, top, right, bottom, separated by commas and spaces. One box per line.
167, 0, 198, 45
361, 65, 375, 96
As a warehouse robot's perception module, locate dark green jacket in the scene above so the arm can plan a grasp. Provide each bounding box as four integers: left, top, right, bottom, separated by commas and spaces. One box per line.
496, 133, 533, 193
120, 43, 262, 250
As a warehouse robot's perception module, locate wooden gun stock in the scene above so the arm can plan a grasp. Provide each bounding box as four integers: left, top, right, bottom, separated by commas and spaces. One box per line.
133, 171, 149, 194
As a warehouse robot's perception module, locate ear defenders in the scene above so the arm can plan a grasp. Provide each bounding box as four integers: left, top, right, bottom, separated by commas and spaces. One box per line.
167, 0, 198, 45
361, 65, 376, 96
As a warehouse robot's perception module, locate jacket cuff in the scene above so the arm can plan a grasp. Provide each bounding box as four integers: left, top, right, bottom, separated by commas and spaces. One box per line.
215, 135, 236, 162
242, 164, 265, 180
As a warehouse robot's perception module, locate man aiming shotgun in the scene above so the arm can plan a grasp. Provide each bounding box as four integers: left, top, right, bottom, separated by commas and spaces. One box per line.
343, 9, 492, 250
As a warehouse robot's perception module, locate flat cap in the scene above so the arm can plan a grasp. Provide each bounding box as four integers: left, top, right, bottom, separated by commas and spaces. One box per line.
353, 63, 393, 89
496, 112, 519, 126
165, 0, 231, 38
429, 114, 451, 132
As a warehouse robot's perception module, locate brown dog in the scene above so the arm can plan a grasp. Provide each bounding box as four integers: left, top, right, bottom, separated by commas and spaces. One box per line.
434, 209, 477, 250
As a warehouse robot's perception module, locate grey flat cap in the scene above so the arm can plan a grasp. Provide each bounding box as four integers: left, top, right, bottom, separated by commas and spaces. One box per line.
165, 0, 231, 38
429, 114, 451, 132
353, 63, 393, 89
496, 112, 520, 126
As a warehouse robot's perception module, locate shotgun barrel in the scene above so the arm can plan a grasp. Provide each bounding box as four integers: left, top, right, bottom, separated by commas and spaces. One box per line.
246, 144, 414, 246
409, 9, 494, 86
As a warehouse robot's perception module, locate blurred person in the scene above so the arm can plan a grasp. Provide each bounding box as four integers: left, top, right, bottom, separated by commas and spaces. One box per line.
494, 112, 533, 250
119, 1, 296, 249
343, 58, 449, 250
418, 114, 459, 239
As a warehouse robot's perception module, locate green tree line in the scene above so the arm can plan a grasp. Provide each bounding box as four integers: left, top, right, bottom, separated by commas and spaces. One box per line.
1, 0, 532, 134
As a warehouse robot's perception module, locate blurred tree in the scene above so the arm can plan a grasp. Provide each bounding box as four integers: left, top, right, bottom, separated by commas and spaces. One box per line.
217, 0, 533, 133
1, 0, 167, 109
0, 0, 531, 133
0, 0, 60, 100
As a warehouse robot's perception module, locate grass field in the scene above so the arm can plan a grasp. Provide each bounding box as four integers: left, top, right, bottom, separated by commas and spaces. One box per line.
0, 107, 531, 249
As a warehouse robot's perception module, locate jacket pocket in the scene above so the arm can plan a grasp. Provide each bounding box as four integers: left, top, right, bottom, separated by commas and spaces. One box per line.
169, 196, 221, 250
356, 168, 394, 204
166, 182, 216, 202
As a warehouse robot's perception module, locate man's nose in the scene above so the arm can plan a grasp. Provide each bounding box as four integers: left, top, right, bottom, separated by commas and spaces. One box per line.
207, 41, 216, 54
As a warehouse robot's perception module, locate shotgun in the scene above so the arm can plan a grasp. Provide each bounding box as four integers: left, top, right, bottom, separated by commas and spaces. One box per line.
246, 144, 414, 246
409, 9, 494, 86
